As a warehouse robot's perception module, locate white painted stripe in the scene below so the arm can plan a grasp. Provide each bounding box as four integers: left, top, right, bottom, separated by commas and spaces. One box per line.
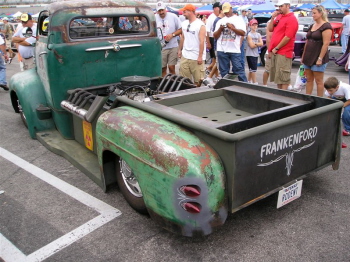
0, 233, 27, 262
26, 212, 118, 262
0, 147, 122, 262
0, 147, 118, 214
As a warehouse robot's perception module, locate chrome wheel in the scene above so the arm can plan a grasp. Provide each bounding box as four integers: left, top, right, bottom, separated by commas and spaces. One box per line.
119, 159, 142, 198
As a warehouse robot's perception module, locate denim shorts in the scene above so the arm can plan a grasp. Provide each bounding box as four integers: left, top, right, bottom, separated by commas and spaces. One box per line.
303, 63, 328, 72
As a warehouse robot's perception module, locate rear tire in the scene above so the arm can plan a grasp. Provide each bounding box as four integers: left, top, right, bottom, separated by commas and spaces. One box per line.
116, 158, 148, 214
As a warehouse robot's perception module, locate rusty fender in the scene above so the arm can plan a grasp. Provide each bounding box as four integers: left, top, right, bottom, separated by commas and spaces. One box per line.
96, 106, 227, 236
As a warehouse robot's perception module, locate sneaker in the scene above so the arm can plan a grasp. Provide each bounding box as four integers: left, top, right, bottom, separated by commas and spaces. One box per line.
343, 130, 350, 136
0, 84, 9, 91
203, 77, 215, 86
342, 142, 347, 148
8, 58, 12, 64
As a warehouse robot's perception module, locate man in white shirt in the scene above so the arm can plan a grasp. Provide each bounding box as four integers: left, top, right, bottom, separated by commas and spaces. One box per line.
155, 1, 182, 76
341, 9, 350, 54
12, 13, 37, 70
0, 35, 8, 91
213, 2, 247, 82
178, 4, 206, 86
205, 2, 221, 73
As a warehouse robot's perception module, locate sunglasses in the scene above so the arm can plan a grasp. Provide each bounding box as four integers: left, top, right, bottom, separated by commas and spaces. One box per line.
187, 24, 190, 32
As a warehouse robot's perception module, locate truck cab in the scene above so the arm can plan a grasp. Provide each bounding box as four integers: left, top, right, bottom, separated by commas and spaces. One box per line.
10, 0, 162, 139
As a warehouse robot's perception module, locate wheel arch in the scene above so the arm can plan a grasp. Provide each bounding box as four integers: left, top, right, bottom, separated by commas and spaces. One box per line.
9, 70, 55, 138
101, 149, 118, 191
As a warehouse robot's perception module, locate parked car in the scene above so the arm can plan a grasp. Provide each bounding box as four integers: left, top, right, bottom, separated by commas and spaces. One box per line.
259, 31, 307, 66
298, 16, 313, 32
254, 14, 271, 36
297, 16, 342, 45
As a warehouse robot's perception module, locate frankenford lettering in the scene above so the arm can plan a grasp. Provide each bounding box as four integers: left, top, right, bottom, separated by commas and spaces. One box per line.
260, 127, 318, 158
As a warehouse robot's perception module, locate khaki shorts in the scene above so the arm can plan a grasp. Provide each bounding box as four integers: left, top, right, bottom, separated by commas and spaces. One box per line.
264, 53, 271, 72
162, 47, 178, 68
22, 57, 35, 71
179, 57, 205, 84
270, 54, 292, 85
6, 39, 11, 50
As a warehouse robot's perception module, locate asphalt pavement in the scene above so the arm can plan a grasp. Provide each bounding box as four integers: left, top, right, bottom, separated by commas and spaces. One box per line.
0, 45, 350, 262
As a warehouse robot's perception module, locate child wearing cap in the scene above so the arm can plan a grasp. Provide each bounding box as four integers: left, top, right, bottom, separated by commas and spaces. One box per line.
246, 19, 263, 84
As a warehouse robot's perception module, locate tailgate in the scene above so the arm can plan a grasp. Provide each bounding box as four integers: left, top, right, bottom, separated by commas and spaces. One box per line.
230, 109, 340, 212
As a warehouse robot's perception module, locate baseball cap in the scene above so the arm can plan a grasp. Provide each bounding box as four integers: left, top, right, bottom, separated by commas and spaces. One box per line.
2, 17, 8, 21
222, 2, 232, 13
179, 4, 196, 12
249, 19, 258, 26
213, 2, 221, 10
156, 1, 166, 11
345, 9, 350, 12
20, 13, 32, 23
276, 0, 290, 6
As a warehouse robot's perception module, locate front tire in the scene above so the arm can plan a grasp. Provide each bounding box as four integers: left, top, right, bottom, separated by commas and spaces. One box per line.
17, 99, 28, 128
116, 158, 148, 214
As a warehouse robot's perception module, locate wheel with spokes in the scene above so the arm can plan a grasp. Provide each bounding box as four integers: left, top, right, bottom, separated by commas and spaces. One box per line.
117, 158, 147, 214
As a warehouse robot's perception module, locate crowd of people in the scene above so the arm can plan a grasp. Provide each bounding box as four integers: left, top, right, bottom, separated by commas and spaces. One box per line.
156, 0, 350, 147
1, 2, 350, 147
0, 13, 36, 91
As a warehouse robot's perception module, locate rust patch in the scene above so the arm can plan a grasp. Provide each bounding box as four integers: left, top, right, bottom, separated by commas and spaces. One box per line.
53, 49, 63, 64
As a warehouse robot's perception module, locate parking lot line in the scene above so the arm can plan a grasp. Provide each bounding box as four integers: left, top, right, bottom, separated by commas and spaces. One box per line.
0, 147, 122, 262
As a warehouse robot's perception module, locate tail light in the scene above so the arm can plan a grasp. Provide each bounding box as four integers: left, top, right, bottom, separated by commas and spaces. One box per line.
181, 202, 201, 214
179, 185, 201, 197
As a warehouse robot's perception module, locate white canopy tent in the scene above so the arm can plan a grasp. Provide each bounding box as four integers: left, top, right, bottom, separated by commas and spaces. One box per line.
12, 11, 22, 17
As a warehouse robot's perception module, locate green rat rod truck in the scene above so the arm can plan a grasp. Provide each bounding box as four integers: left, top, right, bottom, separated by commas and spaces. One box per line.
9, 0, 343, 237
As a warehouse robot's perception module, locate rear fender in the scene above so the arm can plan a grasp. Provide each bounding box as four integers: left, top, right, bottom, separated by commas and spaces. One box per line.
9, 70, 55, 139
96, 106, 227, 236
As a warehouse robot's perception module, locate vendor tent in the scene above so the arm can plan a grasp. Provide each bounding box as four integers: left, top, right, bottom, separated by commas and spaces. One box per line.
12, 11, 22, 17
297, 3, 315, 10
320, 0, 344, 9
197, 4, 213, 11
250, 1, 276, 13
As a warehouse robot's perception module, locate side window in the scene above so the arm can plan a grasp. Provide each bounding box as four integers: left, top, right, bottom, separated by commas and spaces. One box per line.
69, 15, 149, 39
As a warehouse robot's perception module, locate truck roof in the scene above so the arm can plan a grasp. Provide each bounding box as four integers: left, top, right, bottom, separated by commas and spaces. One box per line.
47, 0, 151, 15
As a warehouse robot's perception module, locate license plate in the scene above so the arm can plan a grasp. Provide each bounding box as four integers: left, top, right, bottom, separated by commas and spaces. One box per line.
277, 180, 303, 208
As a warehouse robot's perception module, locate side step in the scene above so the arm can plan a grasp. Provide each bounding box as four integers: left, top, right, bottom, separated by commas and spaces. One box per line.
36, 130, 104, 190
